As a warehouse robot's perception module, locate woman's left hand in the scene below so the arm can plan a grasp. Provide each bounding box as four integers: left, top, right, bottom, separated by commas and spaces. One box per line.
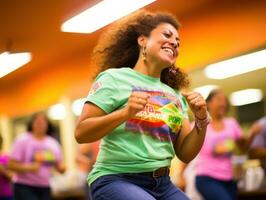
182, 91, 208, 119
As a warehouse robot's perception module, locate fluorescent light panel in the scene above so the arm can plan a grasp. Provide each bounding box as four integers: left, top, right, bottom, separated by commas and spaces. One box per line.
61, 0, 156, 33
193, 85, 219, 99
229, 89, 263, 106
47, 104, 66, 120
0, 51, 31, 78
204, 49, 266, 79
72, 98, 86, 116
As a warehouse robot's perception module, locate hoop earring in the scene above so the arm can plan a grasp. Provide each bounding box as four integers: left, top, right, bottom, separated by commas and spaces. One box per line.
142, 46, 147, 61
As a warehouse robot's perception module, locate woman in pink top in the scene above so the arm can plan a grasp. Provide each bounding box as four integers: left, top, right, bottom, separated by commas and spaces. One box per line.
195, 89, 259, 199
9, 112, 65, 200
0, 134, 13, 200
195, 89, 242, 200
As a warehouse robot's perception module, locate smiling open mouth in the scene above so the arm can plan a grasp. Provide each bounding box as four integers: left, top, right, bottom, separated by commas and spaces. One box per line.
161, 47, 175, 57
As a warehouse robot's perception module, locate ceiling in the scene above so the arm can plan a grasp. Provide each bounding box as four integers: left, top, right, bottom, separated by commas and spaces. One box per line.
0, 0, 265, 116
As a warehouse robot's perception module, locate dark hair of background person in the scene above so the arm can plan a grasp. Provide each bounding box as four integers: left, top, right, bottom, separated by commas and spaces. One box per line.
92, 9, 190, 90
27, 112, 55, 136
206, 89, 230, 112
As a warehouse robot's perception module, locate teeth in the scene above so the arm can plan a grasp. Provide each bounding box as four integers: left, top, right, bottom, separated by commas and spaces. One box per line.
162, 47, 174, 56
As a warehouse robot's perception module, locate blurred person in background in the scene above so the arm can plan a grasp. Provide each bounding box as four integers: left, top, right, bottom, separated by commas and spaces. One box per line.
249, 116, 266, 172
8, 112, 65, 200
177, 159, 203, 200
75, 10, 210, 200
0, 134, 13, 200
76, 141, 100, 200
195, 89, 258, 200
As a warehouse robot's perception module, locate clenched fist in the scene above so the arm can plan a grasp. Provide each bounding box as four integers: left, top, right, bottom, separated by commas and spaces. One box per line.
182, 91, 208, 120
122, 91, 150, 118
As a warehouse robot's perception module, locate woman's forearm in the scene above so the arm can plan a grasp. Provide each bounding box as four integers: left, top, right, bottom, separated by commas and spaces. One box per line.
176, 126, 206, 163
178, 92, 209, 163
8, 159, 39, 173
0, 165, 9, 177
75, 108, 128, 143
249, 148, 266, 159
0, 165, 12, 180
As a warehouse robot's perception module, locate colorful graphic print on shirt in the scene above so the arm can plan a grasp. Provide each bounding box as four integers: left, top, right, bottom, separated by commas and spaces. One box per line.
125, 87, 185, 142
212, 135, 236, 157
88, 81, 102, 95
31, 147, 56, 166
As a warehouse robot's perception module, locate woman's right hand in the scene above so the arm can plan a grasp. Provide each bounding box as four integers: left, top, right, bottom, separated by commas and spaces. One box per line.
75, 91, 150, 143
121, 92, 150, 118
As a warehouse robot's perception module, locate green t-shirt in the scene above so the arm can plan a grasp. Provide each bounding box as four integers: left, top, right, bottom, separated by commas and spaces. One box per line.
86, 67, 188, 185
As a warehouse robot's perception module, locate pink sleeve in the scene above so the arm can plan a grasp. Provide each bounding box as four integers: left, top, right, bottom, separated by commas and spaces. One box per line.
231, 118, 243, 139
0, 155, 10, 166
11, 137, 26, 162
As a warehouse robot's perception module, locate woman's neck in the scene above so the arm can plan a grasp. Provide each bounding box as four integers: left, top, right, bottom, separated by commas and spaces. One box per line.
133, 57, 163, 78
210, 113, 225, 131
32, 132, 46, 140
211, 114, 224, 122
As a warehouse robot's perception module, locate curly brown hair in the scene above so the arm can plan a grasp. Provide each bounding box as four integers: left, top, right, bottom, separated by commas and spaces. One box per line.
92, 9, 190, 90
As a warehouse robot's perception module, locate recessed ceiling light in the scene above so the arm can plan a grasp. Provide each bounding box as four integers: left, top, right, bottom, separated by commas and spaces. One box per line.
61, 0, 156, 33
204, 49, 266, 79
0, 51, 32, 78
47, 104, 66, 120
229, 89, 263, 106
72, 98, 86, 116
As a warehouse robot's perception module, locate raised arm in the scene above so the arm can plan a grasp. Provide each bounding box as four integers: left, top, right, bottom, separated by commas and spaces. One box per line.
248, 121, 266, 159
174, 92, 209, 163
75, 92, 150, 143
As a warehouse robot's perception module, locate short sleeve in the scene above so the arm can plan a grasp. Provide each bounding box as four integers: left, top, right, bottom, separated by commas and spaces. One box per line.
0, 155, 9, 166
11, 136, 26, 162
258, 117, 266, 132
231, 118, 243, 139
251, 134, 265, 148
86, 71, 120, 113
251, 117, 266, 148
180, 95, 189, 119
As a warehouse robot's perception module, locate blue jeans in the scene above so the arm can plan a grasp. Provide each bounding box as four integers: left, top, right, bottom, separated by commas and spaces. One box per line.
90, 173, 190, 200
195, 176, 237, 200
0, 197, 13, 200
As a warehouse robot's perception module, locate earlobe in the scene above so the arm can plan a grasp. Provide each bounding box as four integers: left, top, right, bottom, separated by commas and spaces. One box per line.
137, 35, 147, 61
137, 35, 147, 47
